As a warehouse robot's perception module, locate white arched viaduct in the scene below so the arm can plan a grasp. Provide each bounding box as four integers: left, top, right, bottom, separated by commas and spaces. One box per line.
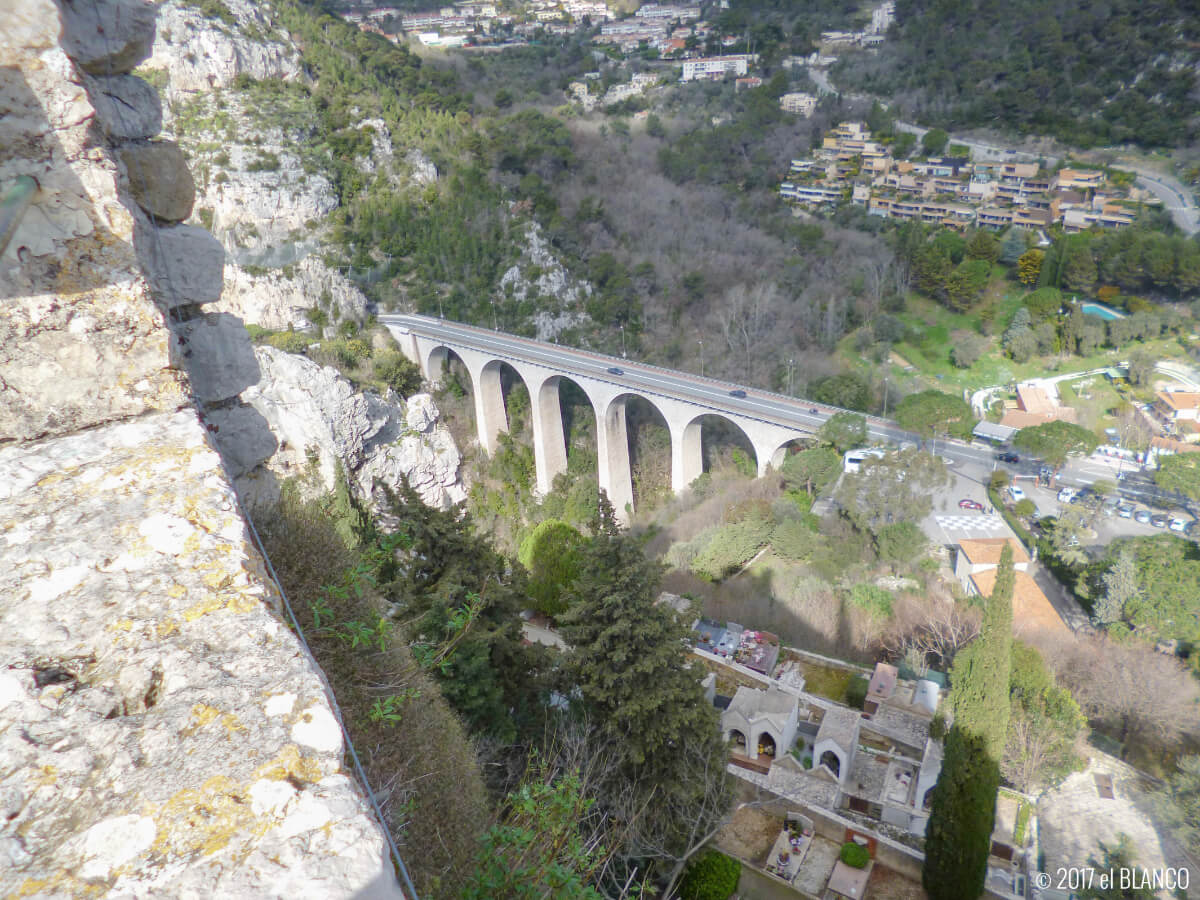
384, 315, 821, 523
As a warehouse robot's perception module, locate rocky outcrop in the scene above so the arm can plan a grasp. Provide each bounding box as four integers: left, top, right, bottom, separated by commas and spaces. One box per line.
1, 3, 405, 895
217, 256, 368, 331
234, 347, 465, 511
499, 221, 593, 341
146, 0, 303, 104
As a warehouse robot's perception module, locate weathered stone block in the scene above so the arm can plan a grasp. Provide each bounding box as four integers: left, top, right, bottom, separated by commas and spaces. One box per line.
59, 0, 157, 75
172, 312, 260, 403
120, 140, 195, 223
136, 221, 225, 307
205, 402, 279, 478
88, 73, 162, 139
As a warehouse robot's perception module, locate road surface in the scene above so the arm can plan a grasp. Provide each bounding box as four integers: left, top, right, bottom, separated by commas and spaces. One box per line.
1108, 163, 1199, 235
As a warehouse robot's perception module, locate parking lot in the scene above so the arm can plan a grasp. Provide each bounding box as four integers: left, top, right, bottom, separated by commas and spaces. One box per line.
1007, 479, 1195, 549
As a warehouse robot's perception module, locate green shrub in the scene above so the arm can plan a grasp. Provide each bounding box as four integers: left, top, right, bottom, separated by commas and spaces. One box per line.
678, 850, 740, 900
374, 351, 423, 397
771, 518, 823, 562
324, 338, 371, 368
517, 520, 585, 617
845, 675, 869, 709
930, 711, 947, 740
689, 521, 771, 582
246, 151, 282, 172
264, 330, 311, 354
1014, 498, 1035, 518
849, 583, 894, 620
840, 841, 870, 869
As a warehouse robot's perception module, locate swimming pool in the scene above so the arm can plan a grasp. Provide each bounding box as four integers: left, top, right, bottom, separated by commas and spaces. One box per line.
1081, 302, 1126, 321
1080, 303, 1123, 321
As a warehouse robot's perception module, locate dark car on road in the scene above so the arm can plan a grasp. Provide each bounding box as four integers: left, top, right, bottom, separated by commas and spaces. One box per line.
729, 389, 747, 398
998, 452, 1020, 464
606, 367, 623, 375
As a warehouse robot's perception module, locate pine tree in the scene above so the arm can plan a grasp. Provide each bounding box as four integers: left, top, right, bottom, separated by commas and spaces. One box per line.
556, 516, 732, 864
924, 546, 1015, 900
377, 480, 546, 741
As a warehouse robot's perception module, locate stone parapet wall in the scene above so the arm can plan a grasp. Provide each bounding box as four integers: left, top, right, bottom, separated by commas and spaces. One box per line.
0, 2, 404, 896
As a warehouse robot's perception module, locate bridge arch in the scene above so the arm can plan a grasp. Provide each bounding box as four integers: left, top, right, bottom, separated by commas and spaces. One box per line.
770, 436, 815, 472
599, 392, 673, 519
674, 412, 760, 488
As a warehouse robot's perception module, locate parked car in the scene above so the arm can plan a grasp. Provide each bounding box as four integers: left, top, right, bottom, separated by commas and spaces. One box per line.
1169, 518, 1188, 532
1101, 498, 1120, 516
1057, 488, 1076, 503
1008, 485, 1026, 502
1117, 504, 1135, 518
998, 452, 1020, 464
1151, 513, 1170, 528
729, 389, 747, 398
1134, 509, 1152, 524
958, 499, 984, 511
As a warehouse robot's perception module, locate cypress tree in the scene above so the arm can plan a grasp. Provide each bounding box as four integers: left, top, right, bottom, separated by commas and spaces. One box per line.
923, 546, 1015, 900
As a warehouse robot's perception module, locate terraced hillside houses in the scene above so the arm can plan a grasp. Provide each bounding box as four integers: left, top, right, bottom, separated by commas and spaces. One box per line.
781, 121, 1139, 233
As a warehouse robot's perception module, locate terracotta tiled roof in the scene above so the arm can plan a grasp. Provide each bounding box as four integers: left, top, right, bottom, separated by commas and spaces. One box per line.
1156, 391, 1200, 412
970, 569, 1067, 634
958, 537, 1031, 566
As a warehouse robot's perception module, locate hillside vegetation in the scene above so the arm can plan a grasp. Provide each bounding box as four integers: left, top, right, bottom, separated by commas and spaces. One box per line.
838, 0, 1200, 148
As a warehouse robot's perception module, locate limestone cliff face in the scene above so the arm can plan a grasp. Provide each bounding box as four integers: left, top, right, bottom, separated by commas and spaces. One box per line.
230, 347, 466, 512
0, 2, 405, 895
217, 256, 368, 332
147, 0, 303, 103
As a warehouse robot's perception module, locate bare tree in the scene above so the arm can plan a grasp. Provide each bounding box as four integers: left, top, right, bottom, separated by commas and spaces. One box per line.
881, 591, 982, 671
1038, 632, 1200, 753
712, 282, 778, 381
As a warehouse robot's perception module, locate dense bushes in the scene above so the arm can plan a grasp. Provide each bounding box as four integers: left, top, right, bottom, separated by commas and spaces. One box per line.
678, 851, 741, 900
842, 0, 1200, 148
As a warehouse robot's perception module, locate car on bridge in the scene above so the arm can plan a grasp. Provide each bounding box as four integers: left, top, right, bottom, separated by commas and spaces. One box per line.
606, 367, 623, 375
729, 389, 747, 398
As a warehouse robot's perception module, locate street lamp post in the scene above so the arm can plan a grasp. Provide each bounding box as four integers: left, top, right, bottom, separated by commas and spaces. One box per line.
788, 358, 795, 396
490, 299, 498, 331
620, 323, 627, 358
698, 339, 704, 376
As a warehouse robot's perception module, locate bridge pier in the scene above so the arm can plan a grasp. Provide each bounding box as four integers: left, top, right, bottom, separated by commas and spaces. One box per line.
596, 395, 635, 525
530, 375, 569, 496
471, 360, 508, 456
669, 418, 704, 494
